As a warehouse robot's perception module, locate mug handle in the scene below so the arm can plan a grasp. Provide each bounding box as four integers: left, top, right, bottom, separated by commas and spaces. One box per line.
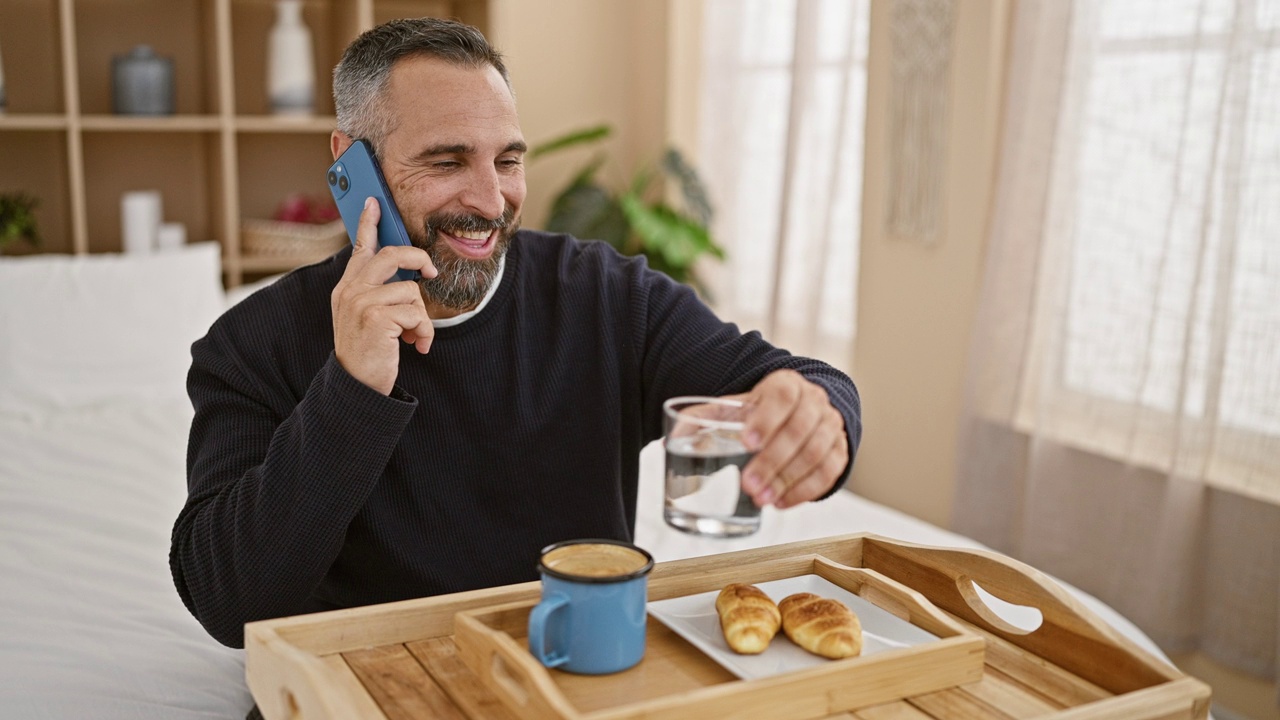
527, 593, 570, 668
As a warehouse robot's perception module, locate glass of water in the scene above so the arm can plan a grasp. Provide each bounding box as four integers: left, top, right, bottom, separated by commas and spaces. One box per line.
662, 396, 761, 538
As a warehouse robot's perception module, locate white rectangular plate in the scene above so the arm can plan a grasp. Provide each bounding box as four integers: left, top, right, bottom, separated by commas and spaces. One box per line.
646, 574, 940, 680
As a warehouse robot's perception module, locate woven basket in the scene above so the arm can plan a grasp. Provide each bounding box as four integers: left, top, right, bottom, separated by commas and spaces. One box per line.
241, 218, 347, 259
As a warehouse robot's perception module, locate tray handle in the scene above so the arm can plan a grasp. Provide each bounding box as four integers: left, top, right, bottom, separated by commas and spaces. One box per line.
861, 535, 1182, 694
454, 610, 581, 720
245, 623, 382, 720
812, 557, 971, 639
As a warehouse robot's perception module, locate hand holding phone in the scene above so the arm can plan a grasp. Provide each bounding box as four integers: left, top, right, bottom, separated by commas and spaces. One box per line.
327, 139, 418, 282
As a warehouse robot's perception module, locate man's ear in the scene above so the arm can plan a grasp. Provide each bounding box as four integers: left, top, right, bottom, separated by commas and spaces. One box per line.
331, 131, 354, 160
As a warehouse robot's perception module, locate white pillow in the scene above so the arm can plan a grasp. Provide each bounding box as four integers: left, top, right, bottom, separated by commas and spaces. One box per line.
0, 243, 226, 416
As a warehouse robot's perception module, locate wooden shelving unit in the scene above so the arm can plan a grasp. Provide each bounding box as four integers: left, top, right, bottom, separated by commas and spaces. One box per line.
0, 0, 485, 287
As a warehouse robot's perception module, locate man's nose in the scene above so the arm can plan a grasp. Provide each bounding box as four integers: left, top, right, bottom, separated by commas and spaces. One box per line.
459, 166, 505, 220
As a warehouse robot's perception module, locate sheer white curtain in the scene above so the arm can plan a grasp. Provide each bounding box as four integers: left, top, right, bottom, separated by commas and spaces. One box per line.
956, 0, 1280, 692
695, 0, 869, 369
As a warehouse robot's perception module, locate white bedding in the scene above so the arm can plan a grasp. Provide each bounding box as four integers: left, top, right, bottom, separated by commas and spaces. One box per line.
0, 402, 251, 719
0, 248, 1177, 719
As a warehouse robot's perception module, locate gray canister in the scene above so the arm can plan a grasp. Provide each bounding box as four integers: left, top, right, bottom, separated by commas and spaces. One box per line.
112, 45, 174, 115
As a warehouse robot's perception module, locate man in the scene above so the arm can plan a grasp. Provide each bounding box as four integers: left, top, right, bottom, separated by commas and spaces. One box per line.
170, 17, 861, 651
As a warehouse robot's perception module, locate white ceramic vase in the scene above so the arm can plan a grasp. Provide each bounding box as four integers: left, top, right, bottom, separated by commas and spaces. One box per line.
267, 0, 315, 116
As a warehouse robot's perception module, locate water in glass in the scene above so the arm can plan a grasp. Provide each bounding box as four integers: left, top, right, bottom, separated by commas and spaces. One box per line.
664, 429, 761, 537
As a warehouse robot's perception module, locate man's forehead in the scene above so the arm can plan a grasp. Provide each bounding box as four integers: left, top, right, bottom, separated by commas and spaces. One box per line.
382, 56, 521, 144
386, 55, 512, 104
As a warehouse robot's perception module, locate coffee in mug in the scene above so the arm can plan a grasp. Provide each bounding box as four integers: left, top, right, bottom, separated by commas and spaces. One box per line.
528, 539, 654, 674
539, 542, 650, 579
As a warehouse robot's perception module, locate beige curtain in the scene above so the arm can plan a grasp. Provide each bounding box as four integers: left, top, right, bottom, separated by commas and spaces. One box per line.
695, 0, 870, 369
955, 0, 1280, 693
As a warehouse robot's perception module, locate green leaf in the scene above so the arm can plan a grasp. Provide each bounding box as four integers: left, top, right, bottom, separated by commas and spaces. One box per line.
0, 192, 41, 247
661, 148, 714, 227
620, 194, 717, 272
546, 182, 630, 252
529, 125, 612, 160
568, 154, 608, 187
628, 163, 655, 197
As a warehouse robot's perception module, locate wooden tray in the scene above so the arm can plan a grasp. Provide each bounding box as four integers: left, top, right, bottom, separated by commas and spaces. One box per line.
244, 534, 1211, 720
454, 555, 982, 720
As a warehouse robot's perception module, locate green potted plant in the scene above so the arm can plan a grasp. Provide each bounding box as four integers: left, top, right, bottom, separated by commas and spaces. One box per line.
530, 125, 724, 296
0, 192, 42, 252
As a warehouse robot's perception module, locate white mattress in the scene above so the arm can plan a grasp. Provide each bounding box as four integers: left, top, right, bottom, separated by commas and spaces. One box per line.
0, 401, 251, 719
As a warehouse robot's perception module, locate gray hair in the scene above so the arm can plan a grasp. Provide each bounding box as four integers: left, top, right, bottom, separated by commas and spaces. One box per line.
333, 17, 510, 152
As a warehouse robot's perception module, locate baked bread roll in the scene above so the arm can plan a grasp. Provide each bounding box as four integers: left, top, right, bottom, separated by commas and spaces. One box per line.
715, 583, 781, 654
778, 592, 862, 659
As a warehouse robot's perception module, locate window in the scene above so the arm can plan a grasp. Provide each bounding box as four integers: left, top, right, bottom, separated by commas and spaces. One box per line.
696, 0, 870, 367
1025, 0, 1280, 499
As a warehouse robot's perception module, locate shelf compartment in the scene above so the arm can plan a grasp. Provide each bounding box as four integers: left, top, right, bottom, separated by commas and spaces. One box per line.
236, 131, 332, 221
0, 129, 72, 254
0, 0, 65, 114
73, 0, 221, 116
81, 131, 224, 253
231, 0, 356, 118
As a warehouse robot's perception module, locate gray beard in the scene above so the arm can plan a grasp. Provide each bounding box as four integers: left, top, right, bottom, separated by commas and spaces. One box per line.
413, 209, 517, 311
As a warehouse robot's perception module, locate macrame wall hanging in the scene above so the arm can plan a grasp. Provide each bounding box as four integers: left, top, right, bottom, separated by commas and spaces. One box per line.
887, 0, 955, 245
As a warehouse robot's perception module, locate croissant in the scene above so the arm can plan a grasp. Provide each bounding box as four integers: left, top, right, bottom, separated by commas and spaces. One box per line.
716, 583, 781, 654
778, 592, 862, 659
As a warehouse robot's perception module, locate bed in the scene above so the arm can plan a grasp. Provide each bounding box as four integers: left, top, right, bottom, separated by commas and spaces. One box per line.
0, 244, 1181, 719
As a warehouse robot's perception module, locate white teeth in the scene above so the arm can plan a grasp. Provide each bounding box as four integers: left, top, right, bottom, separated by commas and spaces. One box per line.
450, 229, 490, 242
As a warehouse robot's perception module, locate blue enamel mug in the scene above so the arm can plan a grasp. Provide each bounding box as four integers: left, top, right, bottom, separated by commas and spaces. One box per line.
528, 539, 654, 674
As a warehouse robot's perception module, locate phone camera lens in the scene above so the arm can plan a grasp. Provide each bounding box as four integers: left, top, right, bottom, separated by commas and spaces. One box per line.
327, 171, 338, 186
338, 176, 349, 191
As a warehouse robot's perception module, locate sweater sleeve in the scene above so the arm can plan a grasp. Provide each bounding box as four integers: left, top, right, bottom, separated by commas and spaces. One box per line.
628, 259, 862, 494
170, 331, 416, 648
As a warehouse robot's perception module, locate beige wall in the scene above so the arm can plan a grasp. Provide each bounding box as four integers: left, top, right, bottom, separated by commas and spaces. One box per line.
850, 0, 1010, 528
488, 0, 669, 231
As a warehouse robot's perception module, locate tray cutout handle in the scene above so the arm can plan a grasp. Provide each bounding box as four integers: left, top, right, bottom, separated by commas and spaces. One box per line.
454, 609, 581, 720
861, 535, 1186, 694
491, 650, 532, 708
957, 576, 1044, 635
812, 557, 974, 640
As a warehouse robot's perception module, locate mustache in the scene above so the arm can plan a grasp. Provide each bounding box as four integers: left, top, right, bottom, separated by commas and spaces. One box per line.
424, 207, 515, 239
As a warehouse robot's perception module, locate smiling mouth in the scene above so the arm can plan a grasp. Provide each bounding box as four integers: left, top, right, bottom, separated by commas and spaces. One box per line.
440, 226, 495, 258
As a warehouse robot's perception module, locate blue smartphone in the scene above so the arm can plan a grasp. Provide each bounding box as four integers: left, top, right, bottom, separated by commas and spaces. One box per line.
326, 138, 417, 282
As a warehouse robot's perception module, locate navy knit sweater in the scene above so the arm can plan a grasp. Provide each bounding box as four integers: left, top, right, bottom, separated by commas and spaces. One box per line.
170, 231, 861, 648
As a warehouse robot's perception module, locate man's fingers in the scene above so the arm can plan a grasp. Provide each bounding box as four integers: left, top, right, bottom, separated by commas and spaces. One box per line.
380, 303, 433, 343
761, 407, 842, 501
360, 245, 438, 284
770, 427, 847, 508
739, 372, 813, 494
741, 370, 804, 451
736, 369, 848, 508
350, 197, 380, 259
346, 198, 439, 282
774, 441, 847, 509
335, 270, 428, 311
